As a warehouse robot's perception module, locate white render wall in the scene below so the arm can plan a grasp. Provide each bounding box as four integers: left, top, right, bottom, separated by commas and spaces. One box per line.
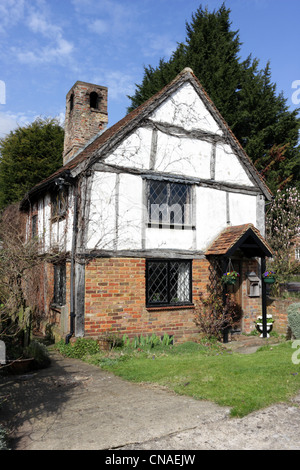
33, 79, 265, 255
215, 143, 254, 186
86, 172, 258, 252
150, 82, 223, 134
105, 83, 254, 187
31, 190, 73, 253
85, 80, 263, 253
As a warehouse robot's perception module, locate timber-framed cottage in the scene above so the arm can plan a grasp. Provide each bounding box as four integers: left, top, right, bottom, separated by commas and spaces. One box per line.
20, 68, 273, 343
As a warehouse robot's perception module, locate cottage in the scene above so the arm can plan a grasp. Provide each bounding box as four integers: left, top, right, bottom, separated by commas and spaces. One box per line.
20, 68, 273, 343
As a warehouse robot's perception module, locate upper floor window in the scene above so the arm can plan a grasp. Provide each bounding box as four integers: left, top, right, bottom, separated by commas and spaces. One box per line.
51, 187, 68, 220
295, 247, 300, 261
147, 179, 193, 228
31, 214, 37, 238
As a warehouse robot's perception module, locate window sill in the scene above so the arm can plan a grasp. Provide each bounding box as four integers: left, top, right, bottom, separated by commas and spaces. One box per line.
146, 304, 194, 311
147, 223, 195, 230
51, 304, 65, 312
90, 108, 108, 115
51, 214, 66, 222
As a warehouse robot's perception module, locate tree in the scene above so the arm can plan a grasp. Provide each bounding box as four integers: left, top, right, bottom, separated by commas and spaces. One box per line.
127, 3, 300, 192
0, 117, 64, 210
266, 187, 300, 283
234, 61, 300, 192
0, 204, 40, 350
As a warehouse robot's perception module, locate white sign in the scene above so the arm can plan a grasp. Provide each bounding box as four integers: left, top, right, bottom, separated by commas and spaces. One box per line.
0, 81, 5, 105
0, 340, 6, 365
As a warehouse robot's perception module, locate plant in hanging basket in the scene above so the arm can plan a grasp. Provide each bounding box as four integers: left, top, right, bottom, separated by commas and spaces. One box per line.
262, 271, 276, 283
221, 271, 240, 285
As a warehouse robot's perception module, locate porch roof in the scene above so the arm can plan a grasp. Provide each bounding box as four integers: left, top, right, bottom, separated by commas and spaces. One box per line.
205, 223, 273, 258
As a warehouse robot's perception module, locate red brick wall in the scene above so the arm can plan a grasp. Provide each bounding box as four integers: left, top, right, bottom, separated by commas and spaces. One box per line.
84, 257, 211, 343
24, 260, 71, 337
267, 297, 296, 336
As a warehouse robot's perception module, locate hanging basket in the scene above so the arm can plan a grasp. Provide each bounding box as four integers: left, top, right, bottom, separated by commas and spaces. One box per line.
223, 278, 236, 285
263, 277, 275, 284
221, 259, 239, 286
262, 271, 276, 284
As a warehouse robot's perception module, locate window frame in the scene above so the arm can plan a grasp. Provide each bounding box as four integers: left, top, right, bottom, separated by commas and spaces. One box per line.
146, 179, 194, 230
31, 214, 38, 238
51, 187, 68, 221
146, 259, 193, 308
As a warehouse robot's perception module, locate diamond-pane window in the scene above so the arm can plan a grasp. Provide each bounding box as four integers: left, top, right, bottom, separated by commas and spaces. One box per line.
51, 187, 68, 220
147, 180, 192, 227
146, 260, 192, 306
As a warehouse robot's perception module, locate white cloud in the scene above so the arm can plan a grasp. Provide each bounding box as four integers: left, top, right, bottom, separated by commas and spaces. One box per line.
88, 19, 109, 35
72, 0, 135, 37
0, 0, 25, 34
142, 33, 177, 58
9, 2, 74, 65
0, 108, 65, 138
0, 110, 35, 137
102, 71, 135, 100
27, 11, 62, 38
16, 36, 74, 64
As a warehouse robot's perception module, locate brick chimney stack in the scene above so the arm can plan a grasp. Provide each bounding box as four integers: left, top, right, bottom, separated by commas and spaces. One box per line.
63, 81, 108, 165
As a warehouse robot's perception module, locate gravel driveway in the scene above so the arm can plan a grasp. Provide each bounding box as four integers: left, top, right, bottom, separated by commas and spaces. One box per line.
1, 351, 300, 450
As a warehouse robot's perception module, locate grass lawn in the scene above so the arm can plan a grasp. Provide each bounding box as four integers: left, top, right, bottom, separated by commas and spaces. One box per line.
93, 341, 300, 417
56, 338, 300, 418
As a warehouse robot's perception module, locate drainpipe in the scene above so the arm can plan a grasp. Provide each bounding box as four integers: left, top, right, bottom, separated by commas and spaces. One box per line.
65, 183, 78, 344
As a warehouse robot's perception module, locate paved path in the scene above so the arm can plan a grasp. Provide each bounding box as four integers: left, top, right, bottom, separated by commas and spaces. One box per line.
1, 348, 300, 450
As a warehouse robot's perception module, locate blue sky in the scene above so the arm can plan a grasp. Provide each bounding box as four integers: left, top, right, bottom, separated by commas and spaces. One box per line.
0, 0, 299, 139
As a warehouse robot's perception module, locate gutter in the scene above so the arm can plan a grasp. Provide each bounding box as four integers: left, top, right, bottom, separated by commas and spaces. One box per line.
65, 181, 78, 344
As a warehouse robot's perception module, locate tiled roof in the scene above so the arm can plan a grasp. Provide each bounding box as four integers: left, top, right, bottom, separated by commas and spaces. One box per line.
205, 223, 273, 257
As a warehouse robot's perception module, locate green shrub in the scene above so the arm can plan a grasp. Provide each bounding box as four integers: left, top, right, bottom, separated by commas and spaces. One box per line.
287, 303, 300, 339
123, 333, 173, 350
56, 338, 100, 359
0, 425, 9, 450
24, 340, 51, 369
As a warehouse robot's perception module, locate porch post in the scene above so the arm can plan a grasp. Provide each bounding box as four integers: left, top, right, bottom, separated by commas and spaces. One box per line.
222, 256, 229, 343
261, 256, 267, 338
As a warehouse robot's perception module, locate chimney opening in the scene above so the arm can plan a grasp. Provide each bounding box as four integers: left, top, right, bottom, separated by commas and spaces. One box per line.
90, 91, 100, 110
69, 93, 74, 113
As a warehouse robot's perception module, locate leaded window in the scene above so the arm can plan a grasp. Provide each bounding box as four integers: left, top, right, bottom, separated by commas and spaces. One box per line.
31, 214, 37, 238
53, 263, 66, 307
147, 180, 192, 228
146, 259, 192, 307
51, 187, 68, 220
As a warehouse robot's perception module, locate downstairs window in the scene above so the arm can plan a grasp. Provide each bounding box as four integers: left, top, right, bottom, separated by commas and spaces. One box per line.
146, 259, 192, 307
